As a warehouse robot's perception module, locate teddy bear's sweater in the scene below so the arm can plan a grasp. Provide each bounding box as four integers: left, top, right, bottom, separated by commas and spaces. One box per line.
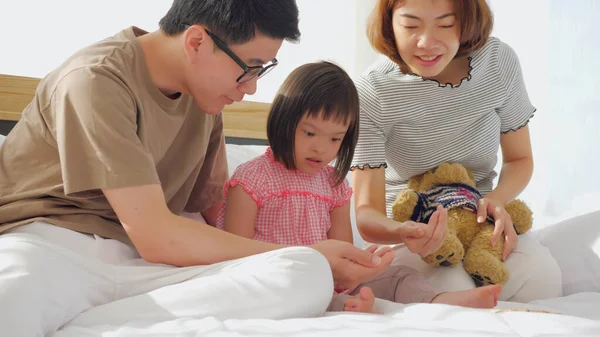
410, 183, 494, 224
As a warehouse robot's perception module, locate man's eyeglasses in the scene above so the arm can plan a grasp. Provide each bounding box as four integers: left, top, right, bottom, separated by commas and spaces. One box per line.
185, 26, 278, 83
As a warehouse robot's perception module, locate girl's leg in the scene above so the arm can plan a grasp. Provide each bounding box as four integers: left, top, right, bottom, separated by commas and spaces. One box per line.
356, 265, 440, 304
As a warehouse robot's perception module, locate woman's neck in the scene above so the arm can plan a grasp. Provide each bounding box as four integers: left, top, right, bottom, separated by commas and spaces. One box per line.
427, 56, 472, 86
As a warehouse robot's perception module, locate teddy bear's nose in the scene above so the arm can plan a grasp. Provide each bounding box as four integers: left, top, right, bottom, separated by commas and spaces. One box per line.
440, 260, 452, 266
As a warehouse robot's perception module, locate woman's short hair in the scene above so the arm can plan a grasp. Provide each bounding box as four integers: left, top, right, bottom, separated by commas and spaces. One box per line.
367, 0, 493, 67
267, 61, 359, 186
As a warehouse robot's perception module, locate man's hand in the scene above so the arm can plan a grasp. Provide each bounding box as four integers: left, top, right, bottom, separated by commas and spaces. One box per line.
310, 240, 394, 290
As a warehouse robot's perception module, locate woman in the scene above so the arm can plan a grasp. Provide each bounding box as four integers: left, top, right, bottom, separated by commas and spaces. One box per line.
351, 0, 562, 302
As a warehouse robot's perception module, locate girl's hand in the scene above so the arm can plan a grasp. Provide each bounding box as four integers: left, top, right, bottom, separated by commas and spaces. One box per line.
396, 206, 448, 257
477, 198, 518, 260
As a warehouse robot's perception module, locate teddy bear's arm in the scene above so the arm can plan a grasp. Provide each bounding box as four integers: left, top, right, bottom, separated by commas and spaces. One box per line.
391, 189, 422, 223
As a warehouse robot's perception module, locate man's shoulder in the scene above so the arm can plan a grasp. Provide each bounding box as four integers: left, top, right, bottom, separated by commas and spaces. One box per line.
40, 27, 141, 96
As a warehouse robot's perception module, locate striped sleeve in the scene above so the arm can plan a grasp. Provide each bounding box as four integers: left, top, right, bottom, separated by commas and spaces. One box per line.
351, 75, 388, 170
496, 41, 536, 133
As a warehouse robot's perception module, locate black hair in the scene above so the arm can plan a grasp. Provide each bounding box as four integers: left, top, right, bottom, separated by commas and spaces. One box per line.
267, 61, 360, 186
159, 0, 300, 44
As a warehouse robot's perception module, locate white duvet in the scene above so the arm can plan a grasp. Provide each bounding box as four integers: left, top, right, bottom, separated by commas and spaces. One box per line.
52, 140, 600, 337
0, 138, 598, 336
53, 293, 600, 337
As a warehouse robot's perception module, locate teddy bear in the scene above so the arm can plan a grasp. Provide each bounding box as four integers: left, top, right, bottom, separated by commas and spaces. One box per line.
391, 162, 533, 287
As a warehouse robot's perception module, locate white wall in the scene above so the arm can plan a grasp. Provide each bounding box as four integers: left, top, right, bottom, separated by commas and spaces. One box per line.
489, 0, 600, 226
0, 0, 378, 103
257, 0, 378, 102
0, 1, 171, 79
2, 0, 597, 227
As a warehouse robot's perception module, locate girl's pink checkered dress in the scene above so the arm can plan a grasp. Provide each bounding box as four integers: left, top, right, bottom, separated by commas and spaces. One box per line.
216, 148, 352, 246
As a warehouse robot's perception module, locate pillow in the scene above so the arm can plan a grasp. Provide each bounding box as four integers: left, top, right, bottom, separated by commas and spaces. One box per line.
0, 134, 5, 146
225, 144, 268, 176
536, 210, 600, 296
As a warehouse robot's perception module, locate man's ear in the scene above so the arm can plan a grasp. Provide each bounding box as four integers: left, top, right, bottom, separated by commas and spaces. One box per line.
183, 25, 208, 62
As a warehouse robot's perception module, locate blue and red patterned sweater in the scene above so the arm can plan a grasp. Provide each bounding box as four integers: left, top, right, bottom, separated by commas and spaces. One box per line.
410, 183, 495, 224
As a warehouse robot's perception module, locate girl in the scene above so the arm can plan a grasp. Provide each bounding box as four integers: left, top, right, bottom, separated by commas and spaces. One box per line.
351, 0, 562, 301
217, 61, 501, 313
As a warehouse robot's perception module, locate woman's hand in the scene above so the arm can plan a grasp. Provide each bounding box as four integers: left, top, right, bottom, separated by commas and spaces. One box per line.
477, 198, 517, 260
396, 206, 448, 257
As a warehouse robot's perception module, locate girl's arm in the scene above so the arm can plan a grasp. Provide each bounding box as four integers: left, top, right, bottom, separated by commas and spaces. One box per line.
222, 185, 258, 239
327, 200, 353, 244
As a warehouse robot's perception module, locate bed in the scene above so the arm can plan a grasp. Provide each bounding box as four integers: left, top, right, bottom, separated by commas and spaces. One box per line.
2, 74, 600, 336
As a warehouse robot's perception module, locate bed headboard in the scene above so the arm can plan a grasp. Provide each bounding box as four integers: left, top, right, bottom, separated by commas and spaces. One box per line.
0, 73, 270, 140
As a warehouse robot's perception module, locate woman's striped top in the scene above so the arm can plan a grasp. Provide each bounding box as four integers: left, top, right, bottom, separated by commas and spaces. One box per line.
351, 37, 535, 217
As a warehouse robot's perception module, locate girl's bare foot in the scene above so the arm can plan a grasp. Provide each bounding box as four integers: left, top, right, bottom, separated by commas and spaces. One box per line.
344, 287, 379, 314
432, 284, 502, 309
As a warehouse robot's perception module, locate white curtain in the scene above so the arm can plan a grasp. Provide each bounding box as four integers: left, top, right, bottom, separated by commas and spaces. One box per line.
490, 0, 600, 226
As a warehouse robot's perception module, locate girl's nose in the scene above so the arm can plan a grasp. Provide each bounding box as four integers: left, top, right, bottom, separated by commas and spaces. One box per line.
313, 141, 326, 154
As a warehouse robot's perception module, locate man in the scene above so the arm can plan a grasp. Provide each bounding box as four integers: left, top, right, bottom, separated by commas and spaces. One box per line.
0, 1, 433, 335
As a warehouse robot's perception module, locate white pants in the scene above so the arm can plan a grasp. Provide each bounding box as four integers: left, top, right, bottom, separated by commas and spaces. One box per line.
385, 232, 563, 303
0, 222, 334, 337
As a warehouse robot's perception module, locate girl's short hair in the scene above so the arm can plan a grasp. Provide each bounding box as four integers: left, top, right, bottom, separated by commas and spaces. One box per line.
367, 0, 493, 67
267, 61, 359, 186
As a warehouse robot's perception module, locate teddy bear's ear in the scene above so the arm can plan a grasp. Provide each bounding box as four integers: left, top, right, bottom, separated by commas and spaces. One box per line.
408, 173, 424, 190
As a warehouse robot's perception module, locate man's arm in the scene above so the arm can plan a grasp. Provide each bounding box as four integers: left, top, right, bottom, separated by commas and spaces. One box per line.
103, 184, 282, 266
103, 183, 398, 290
185, 113, 229, 218
201, 202, 222, 227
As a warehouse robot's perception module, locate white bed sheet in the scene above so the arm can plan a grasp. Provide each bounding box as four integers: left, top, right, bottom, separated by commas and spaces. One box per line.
54, 293, 600, 337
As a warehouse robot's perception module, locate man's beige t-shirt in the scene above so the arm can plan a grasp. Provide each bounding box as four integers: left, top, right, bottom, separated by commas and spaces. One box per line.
0, 27, 228, 245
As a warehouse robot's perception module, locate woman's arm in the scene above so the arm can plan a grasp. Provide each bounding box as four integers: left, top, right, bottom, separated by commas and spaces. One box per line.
327, 201, 354, 244
476, 125, 533, 260
352, 167, 448, 257
485, 125, 533, 205
352, 167, 409, 244
222, 185, 258, 239
487, 41, 535, 207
